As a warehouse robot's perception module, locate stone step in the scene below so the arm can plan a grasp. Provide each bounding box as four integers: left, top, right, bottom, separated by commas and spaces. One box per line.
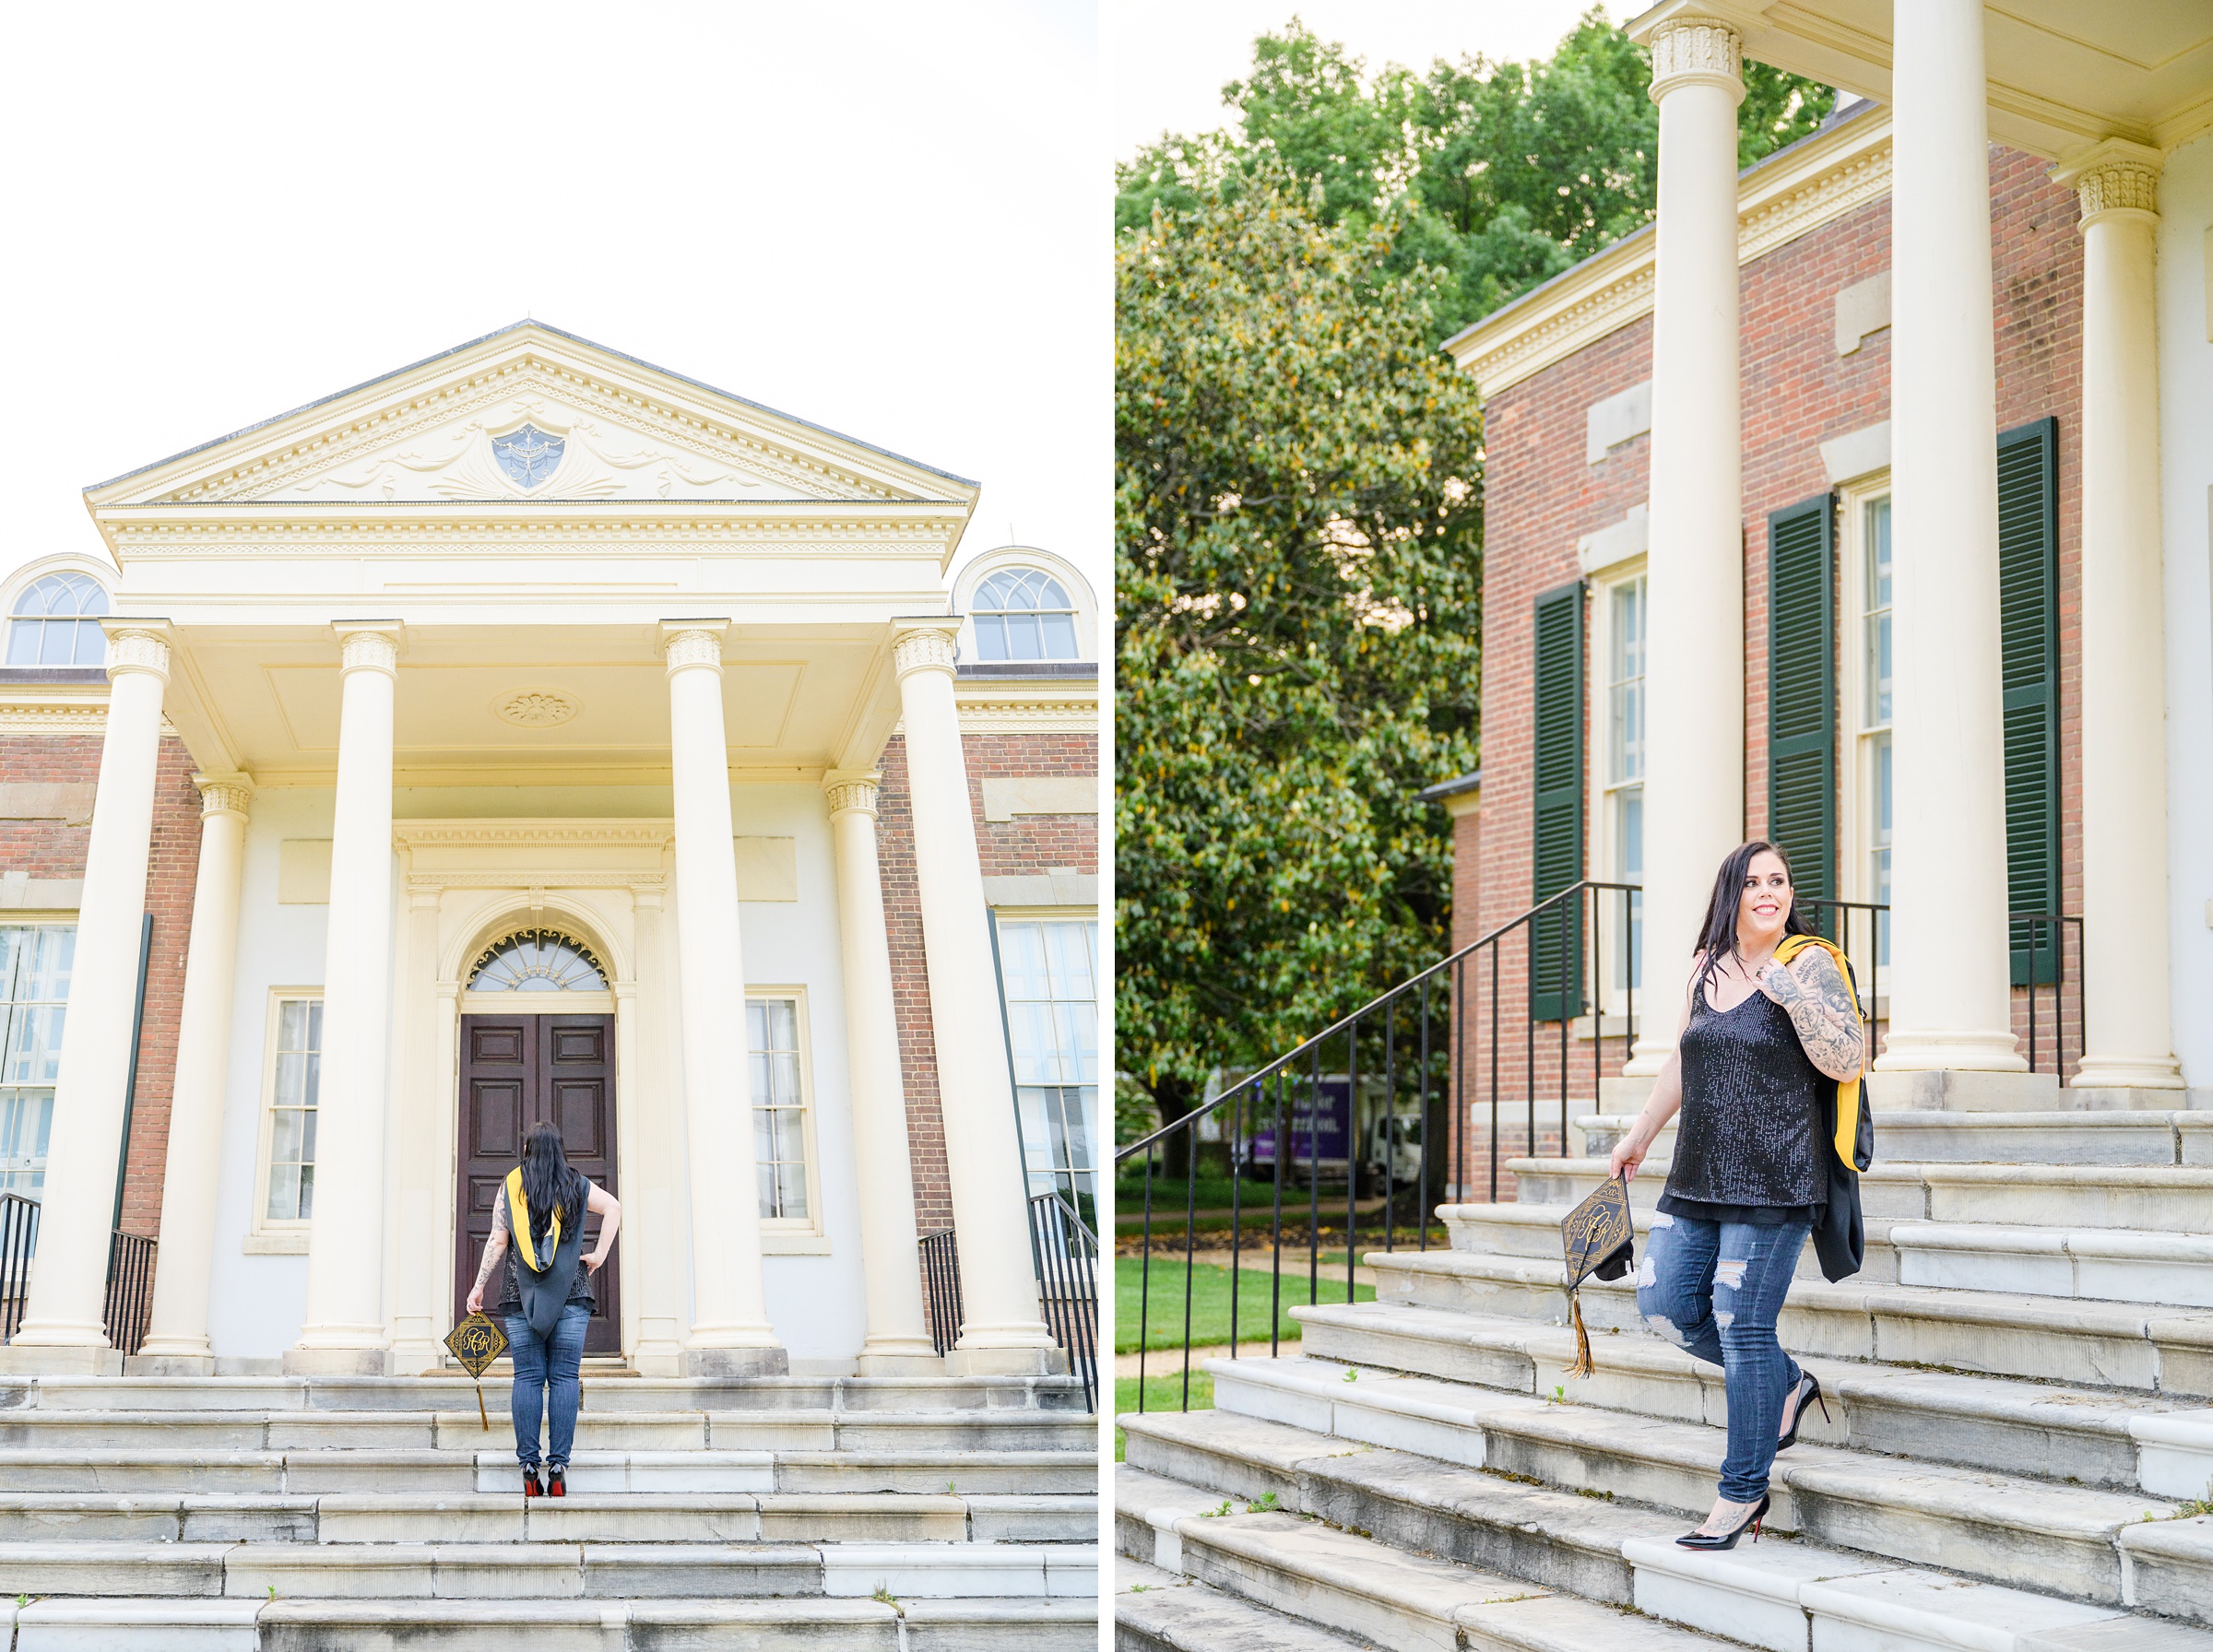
1278, 1297, 2213, 1496
1502, 1155, 2213, 1231
1442, 1198, 2213, 1308
1439, 1199, 1904, 1284
1128, 1387, 2190, 1609
0, 1489, 1094, 1545
0, 1406, 1093, 1453
3, 1594, 1097, 1651
1118, 1419, 2213, 1646
0, 1446, 1089, 1496
1571, 1109, 2213, 1167
1, 1372, 1085, 1414
1116, 1555, 1378, 1651
1163, 1494, 1741, 1652
0, 1538, 1096, 1600
1361, 1245, 2213, 1396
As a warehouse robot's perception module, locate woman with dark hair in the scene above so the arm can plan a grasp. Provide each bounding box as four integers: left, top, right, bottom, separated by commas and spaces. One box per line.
1606, 841, 1864, 1550
466, 1120, 621, 1496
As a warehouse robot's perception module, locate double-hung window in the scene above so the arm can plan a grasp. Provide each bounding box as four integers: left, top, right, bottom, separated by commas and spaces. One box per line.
995, 915, 1099, 1225
748, 991, 824, 1247
253, 995, 322, 1246
0, 926, 73, 1206
1603, 574, 1646, 993
1861, 496, 1894, 963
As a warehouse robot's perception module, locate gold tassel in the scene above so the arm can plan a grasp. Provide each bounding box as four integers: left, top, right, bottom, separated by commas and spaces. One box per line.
1568, 1289, 1594, 1379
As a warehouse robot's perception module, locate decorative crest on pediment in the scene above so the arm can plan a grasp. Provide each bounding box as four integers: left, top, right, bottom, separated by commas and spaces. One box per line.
149, 355, 918, 508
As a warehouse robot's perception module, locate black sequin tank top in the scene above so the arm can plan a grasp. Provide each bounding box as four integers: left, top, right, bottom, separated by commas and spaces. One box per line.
1663, 978, 1828, 1212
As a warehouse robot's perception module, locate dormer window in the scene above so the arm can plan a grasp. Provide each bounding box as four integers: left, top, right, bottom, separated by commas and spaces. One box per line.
6, 574, 109, 667
973, 569, 1079, 662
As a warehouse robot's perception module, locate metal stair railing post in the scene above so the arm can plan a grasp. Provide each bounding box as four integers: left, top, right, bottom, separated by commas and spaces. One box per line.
102, 1230, 157, 1358
1114, 879, 1641, 1416
917, 1228, 963, 1356
0, 1194, 38, 1345
1025, 1190, 1097, 1411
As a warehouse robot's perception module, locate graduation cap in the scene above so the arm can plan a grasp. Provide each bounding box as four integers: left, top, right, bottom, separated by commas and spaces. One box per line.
1560, 1173, 1634, 1379
444, 1311, 509, 1430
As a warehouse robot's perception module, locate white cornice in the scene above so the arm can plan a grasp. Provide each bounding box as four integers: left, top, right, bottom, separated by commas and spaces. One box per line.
1445, 107, 1892, 397
947, 678, 1100, 737
86, 327, 979, 517
392, 819, 675, 851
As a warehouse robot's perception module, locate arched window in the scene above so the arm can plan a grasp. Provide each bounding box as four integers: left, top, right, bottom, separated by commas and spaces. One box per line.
972, 568, 1079, 662
467, 930, 608, 993
6, 574, 109, 667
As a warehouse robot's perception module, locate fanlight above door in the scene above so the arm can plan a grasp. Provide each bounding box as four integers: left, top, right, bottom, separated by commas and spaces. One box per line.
467, 929, 608, 993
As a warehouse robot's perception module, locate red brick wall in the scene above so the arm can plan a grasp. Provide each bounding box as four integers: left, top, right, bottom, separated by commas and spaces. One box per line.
0, 727, 203, 1242
1457, 141, 2088, 1200
873, 727, 1101, 1233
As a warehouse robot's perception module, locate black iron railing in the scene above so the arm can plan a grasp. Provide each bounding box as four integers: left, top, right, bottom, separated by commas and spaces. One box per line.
1116, 879, 1642, 1412
1115, 882, 2089, 1415
918, 1228, 963, 1356
2015, 912, 2086, 1084
1028, 1190, 1098, 1411
0, 1194, 35, 1343
103, 1229, 157, 1358
0, 1196, 160, 1356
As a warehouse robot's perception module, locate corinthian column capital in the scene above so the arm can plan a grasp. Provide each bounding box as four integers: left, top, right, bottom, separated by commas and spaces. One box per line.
890, 619, 961, 682
333, 623, 400, 678
192, 772, 255, 820
822, 769, 882, 819
1641, 11, 1743, 104
2054, 137, 2162, 229
102, 624, 172, 684
660, 620, 729, 678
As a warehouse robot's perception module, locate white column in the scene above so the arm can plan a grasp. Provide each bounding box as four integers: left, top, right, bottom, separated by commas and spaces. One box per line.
1876, 0, 2025, 1074
2, 626, 171, 1372
1624, 10, 1746, 1073
890, 620, 1058, 1374
136, 773, 254, 1372
824, 770, 941, 1375
662, 622, 786, 1375
625, 883, 685, 1377
288, 624, 402, 1375
2054, 141, 2183, 1089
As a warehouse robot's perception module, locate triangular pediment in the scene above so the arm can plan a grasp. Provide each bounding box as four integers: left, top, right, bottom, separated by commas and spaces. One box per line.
87, 322, 975, 511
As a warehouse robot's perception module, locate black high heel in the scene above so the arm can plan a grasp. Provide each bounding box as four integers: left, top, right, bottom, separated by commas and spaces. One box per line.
548, 1467, 566, 1498
522, 1468, 542, 1499
1778, 1372, 1829, 1453
1676, 1493, 1769, 1551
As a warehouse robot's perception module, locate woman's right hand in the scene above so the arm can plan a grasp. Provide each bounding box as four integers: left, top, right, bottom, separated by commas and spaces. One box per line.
1610, 1128, 1647, 1182
466, 1284, 484, 1315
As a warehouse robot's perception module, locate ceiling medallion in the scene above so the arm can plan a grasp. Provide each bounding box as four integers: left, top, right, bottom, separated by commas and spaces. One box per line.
493, 689, 581, 728
491, 423, 565, 489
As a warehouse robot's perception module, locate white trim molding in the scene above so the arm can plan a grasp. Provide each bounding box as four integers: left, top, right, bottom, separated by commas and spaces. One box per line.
1446, 106, 1894, 396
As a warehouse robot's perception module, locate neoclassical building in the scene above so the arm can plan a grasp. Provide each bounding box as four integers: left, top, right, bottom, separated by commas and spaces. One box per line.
1441, 2, 2213, 1116
0, 321, 1101, 1378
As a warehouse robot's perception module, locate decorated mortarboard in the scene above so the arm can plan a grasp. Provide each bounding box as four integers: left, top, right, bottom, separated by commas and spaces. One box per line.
1560, 1172, 1634, 1378
444, 1311, 509, 1430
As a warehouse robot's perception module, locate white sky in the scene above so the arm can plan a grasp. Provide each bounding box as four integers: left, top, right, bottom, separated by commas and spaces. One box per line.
0, 1, 1106, 598
1107, 0, 1620, 160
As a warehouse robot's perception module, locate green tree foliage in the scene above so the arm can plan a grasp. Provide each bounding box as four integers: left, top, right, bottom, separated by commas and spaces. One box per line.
1116, 169, 1484, 1141
1114, 10, 1831, 1144
1117, 9, 1832, 341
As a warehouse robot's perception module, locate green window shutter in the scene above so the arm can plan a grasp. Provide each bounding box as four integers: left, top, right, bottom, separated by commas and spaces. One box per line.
1531, 579, 1584, 1021
1997, 416, 2060, 985
1767, 495, 1837, 929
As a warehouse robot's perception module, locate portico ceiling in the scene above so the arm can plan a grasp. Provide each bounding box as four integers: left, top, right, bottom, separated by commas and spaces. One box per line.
80, 323, 986, 785
1639, 2, 2213, 159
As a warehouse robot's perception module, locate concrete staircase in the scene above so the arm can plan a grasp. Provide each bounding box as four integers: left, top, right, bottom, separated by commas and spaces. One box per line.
0, 1369, 1096, 1649
1115, 1086, 2213, 1651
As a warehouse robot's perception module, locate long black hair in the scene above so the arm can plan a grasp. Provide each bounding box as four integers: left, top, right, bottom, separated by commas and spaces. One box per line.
1691, 839, 1813, 991
520, 1121, 585, 1241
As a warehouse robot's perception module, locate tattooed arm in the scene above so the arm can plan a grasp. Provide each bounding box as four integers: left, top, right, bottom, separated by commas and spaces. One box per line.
1758, 947, 1866, 1080
466, 1195, 510, 1315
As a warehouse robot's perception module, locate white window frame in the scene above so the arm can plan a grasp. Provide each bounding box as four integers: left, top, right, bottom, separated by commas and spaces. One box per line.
246, 987, 322, 1255
989, 905, 1101, 1216
748, 984, 827, 1256
1585, 556, 1647, 1022
1836, 471, 1894, 990
0, 921, 77, 1206
0, 554, 113, 673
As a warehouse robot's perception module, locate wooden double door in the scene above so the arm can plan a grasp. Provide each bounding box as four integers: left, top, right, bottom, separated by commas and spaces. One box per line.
454, 1015, 621, 1355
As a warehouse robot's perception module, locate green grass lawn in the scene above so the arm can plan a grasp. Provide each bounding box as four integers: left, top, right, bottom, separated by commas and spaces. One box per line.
1111, 1173, 1252, 1219
1115, 1256, 1374, 1354
1113, 1369, 1213, 1461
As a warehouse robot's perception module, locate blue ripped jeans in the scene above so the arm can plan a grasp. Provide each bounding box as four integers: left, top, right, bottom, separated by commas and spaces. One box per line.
1635, 1211, 1809, 1503
505, 1304, 591, 1471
